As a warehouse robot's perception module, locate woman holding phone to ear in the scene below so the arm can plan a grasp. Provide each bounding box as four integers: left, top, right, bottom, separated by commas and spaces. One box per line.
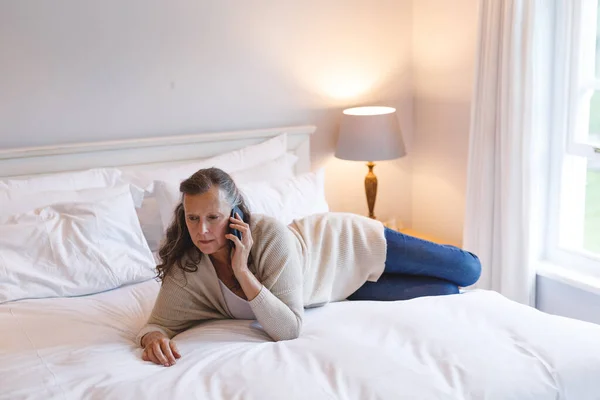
138, 168, 482, 367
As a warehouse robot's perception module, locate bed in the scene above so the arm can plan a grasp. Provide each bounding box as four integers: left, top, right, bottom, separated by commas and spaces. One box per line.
1, 126, 600, 400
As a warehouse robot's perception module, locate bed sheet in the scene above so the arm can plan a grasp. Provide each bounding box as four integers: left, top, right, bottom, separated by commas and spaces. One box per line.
1, 279, 600, 400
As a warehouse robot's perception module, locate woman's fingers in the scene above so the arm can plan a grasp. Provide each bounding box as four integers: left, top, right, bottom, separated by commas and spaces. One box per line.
229, 217, 252, 245
231, 214, 249, 226
229, 222, 249, 232
229, 217, 248, 229
225, 233, 242, 247
160, 339, 177, 365
141, 333, 180, 367
151, 341, 170, 366
143, 342, 178, 366
170, 341, 182, 359
146, 346, 159, 364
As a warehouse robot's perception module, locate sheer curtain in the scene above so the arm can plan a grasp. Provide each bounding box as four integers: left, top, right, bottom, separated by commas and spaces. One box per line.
463, 0, 553, 306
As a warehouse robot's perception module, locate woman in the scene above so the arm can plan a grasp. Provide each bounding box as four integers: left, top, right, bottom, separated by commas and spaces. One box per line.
138, 168, 481, 367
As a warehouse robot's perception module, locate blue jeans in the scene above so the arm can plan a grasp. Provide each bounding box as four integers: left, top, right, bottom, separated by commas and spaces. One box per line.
348, 228, 482, 301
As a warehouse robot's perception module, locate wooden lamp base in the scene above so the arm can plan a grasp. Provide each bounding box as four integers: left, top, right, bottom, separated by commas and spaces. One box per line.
364, 161, 378, 219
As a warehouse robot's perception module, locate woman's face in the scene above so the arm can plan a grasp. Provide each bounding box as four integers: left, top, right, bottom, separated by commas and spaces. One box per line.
183, 186, 231, 256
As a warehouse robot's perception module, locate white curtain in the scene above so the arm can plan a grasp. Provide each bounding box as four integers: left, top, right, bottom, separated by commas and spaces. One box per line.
463, 0, 553, 306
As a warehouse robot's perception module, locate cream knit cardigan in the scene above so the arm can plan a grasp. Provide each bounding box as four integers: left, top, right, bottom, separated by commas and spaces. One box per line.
137, 212, 387, 343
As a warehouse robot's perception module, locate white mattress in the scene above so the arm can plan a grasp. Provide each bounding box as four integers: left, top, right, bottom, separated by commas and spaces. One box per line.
2, 280, 600, 400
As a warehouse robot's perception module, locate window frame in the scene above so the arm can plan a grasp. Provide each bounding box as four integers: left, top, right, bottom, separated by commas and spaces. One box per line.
545, 0, 600, 277
568, 0, 600, 155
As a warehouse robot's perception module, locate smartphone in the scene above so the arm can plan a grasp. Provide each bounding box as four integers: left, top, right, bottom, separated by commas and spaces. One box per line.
229, 205, 244, 241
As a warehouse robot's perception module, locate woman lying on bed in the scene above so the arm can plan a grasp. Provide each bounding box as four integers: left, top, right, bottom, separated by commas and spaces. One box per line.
138, 168, 482, 367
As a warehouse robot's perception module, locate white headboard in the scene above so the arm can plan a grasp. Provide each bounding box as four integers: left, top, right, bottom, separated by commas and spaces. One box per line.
0, 125, 315, 178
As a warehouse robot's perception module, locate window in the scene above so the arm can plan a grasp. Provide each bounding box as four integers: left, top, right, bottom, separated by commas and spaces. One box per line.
583, 1, 600, 255
547, 0, 600, 275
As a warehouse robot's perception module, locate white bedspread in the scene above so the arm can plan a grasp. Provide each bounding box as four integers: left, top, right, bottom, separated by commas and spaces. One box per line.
1, 280, 599, 400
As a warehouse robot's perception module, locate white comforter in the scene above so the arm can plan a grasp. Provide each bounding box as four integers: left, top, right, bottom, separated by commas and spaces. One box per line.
1, 280, 599, 400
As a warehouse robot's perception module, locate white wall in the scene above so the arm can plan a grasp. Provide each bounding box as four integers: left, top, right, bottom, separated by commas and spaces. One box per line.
536, 276, 600, 325
0, 0, 413, 225
411, 0, 479, 244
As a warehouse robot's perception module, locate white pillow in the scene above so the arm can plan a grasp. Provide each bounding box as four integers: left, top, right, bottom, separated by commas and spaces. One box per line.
135, 197, 164, 251
230, 153, 298, 183
0, 168, 124, 193
154, 169, 328, 231
120, 133, 290, 193
240, 169, 329, 224
0, 185, 156, 304
0, 181, 146, 218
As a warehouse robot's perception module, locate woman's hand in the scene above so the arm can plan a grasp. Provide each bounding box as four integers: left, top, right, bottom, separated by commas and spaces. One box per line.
226, 212, 254, 276
141, 331, 181, 367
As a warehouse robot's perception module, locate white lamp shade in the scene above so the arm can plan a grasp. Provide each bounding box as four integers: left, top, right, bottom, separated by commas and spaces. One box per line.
335, 106, 406, 161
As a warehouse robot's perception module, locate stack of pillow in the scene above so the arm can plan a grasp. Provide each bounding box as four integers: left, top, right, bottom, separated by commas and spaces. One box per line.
0, 133, 328, 304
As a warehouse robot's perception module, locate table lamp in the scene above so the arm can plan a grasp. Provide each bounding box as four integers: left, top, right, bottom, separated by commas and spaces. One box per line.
335, 106, 406, 219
